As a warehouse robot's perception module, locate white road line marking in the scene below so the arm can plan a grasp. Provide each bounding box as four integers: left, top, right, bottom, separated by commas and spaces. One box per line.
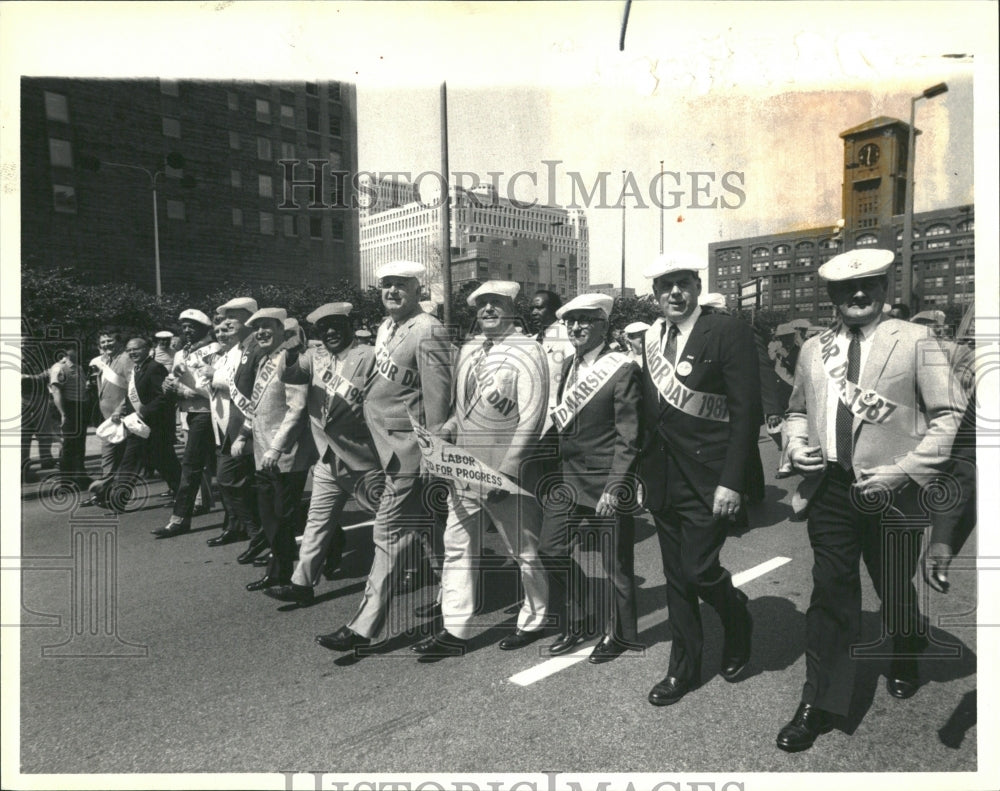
509, 555, 792, 687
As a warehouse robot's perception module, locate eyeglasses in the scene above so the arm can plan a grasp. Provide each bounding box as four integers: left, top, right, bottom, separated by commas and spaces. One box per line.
125, 346, 147, 353
563, 316, 604, 328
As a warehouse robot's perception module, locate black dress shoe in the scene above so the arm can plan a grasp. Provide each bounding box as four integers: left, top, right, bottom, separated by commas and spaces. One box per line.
498, 629, 544, 651
207, 529, 247, 547
315, 625, 370, 651
253, 553, 272, 568
776, 702, 833, 752
264, 583, 314, 605
720, 590, 753, 681
237, 536, 269, 565
414, 601, 442, 618
648, 675, 691, 706
886, 658, 919, 699
411, 629, 467, 656
548, 631, 586, 656
151, 521, 191, 538
588, 635, 641, 664
245, 575, 283, 592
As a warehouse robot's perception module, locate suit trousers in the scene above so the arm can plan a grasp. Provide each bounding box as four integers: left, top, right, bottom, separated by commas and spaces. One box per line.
171, 412, 216, 522
255, 468, 308, 583
347, 473, 432, 640
652, 449, 745, 685
108, 425, 181, 510
440, 488, 548, 640
802, 466, 925, 717
100, 436, 125, 479
216, 449, 262, 540
58, 399, 89, 486
565, 506, 638, 641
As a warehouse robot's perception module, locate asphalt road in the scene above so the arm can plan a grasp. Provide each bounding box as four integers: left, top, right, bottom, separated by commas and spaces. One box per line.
15, 436, 979, 780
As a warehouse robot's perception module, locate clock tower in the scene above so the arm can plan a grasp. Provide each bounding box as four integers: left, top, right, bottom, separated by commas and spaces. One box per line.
839, 116, 913, 248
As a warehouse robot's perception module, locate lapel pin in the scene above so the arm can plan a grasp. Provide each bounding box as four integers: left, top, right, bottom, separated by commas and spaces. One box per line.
676, 361, 693, 376
860, 389, 878, 406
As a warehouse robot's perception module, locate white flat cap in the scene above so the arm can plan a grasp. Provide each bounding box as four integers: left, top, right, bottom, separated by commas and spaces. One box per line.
376, 260, 425, 280
178, 309, 211, 326
154, 331, 174, 340
283, 318, 300, 332
772, 322, 796, 337
246, 307, 287, 327
817, 248, 894, 281
699, 292, 727, 309
556, 293, 614, 320
355, 329, 372, 338
788, 318, 812, 329
624, 321, 651, 335
643, 251, 707, 280
218, 297, 259, 314
306, 302, 353, 324
911, 309, 947, 325
467, 280, 520, 306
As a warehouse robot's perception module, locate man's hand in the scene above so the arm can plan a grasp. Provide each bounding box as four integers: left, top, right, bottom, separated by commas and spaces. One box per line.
923, 542, 953, 593
854, 463, 909, 497
261, 448, 282, 470
789, 444, 825, 474
59, 413, 67, 428
110, 412, 122, 425
596, 490, 619, 517
765, 414, 783, 431
230, 437, 247, 457
712, 485, 741, 520
485, 487, 509, 503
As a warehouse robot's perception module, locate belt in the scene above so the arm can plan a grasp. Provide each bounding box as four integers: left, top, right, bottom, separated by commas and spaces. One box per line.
826, 464, 856, 484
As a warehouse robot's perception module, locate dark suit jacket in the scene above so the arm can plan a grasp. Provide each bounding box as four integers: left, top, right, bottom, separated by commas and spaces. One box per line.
224, 333, 265, 445
639, 312, 762, 509
121, 357, 173, 430
556, 345, 641, 510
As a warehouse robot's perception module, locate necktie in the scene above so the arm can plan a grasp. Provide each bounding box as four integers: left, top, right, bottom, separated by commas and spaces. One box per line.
663, 322, 680, 366
567, 354, 584, 390
835, 327, 861, 471
465, 339, 493, 405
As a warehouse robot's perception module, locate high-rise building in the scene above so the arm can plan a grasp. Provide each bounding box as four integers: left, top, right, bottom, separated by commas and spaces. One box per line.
708, 116, 974, 321
21, 78, 360, 294
359, 178, 589, 299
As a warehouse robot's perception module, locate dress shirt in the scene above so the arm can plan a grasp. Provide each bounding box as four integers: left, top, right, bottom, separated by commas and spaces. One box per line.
824, 319, 878, 464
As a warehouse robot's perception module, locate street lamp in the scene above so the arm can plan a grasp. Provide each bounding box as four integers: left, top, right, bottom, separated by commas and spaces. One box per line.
901, 82, 948, 311
548, 220, 564, 290
79, 152, 194, 297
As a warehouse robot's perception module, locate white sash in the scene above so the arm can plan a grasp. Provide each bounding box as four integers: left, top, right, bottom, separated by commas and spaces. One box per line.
644, 321, 730, 423
127, 369, 142, 414
816, 325, 908, 426
90, 355, 128, 390
176, 341, 221, 372
316, 354, 365, 423
374, 342, 420, 389
550, 352, 630, 432
246, 352, 282, 416
414, 424, 530, 497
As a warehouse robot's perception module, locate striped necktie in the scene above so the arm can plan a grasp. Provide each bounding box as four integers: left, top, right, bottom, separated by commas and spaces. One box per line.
835, 327, 862, 471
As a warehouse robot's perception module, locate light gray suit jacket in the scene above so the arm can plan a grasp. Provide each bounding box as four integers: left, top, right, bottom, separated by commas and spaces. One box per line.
243, 349, 316, 473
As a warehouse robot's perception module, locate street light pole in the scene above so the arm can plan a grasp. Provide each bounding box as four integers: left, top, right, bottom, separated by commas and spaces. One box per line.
151, 185, 161, 296
902, 82, 948, 311
548, 220, 563, 290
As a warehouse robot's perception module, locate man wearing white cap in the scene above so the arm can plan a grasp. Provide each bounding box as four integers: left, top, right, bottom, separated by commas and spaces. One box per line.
546, 293, 643, 663
212, 297, 268, 561
153, 309, 221, 538
105, 337, 182, 512
775, 248, 964, 752
408, 280, 549, 657
638, 251, 760, 707
235, 308, 316, 592
153, 331, 175, 367
623, 321, 650, 368
318, 261, 453, 652
264, 302, 383, 606
84, 329, 134, 506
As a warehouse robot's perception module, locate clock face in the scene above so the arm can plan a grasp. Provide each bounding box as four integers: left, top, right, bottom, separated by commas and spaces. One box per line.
858, 143, 880, 168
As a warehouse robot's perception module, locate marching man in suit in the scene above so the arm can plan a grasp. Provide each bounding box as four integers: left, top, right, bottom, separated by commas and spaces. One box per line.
264, 302, 384, 606
546, 294, 643, 664
638, 251, 760, 707
775, 249, 965, 752
211, 297, 268, 562
411, 281, 550, 657
317, 261, 453, 653
85, 329, 133, 507
107, 337, 182, 512
234, 308, 315, 592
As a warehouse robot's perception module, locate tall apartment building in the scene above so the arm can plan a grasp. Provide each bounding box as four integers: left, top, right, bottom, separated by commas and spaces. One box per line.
707, 116, 974, 321
21, 78, 360, 294
359, 178, 589, 299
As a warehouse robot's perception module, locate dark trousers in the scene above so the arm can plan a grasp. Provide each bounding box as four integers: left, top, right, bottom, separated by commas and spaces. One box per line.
217, 449, 261, 540
652, 449, 745, 685
109, 424, 181, 510
171, 413, 216, 523
58, 399, 89, 486
802, 466, 925, 716
564, 505, 638, 641
256, 468, 308, 583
